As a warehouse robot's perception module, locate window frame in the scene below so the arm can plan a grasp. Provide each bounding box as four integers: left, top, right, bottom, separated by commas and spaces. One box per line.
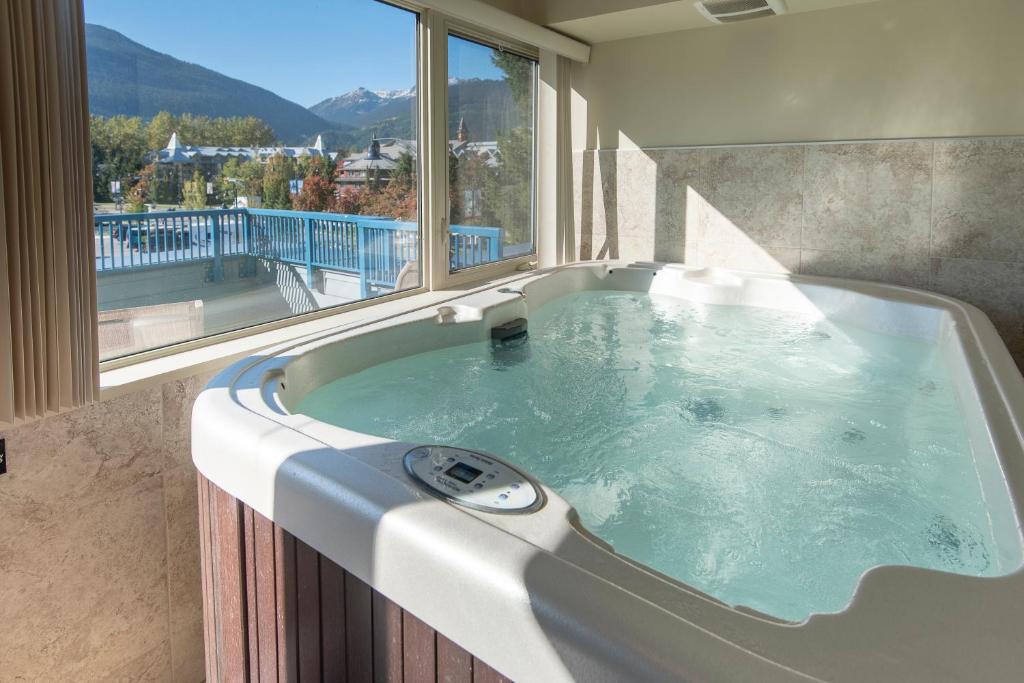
443, 26, 540, 285
96, 1, 546, 372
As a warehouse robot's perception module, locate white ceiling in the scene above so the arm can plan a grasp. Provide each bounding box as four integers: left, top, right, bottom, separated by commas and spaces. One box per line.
545, 0, 885, 43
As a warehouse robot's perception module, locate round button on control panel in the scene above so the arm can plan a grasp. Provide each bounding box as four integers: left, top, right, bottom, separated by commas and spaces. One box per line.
404, 445, 543, 514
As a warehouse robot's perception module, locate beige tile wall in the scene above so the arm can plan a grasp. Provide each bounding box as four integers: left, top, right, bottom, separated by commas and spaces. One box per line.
0, 371, 217, 681
573, 137, 1024, 369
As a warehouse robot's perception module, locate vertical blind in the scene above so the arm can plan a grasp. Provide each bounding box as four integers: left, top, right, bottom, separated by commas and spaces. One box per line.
0, 0, 98, 425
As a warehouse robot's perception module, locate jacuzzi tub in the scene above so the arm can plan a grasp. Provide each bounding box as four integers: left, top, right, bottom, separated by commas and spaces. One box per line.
193, 262, 1024, 682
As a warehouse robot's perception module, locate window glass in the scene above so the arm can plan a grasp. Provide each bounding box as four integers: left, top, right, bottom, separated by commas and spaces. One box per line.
447, 34, 537, 271
85, 0, 420, 361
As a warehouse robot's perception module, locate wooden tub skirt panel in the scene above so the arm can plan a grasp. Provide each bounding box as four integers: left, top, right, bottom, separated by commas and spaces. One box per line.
198, 474, 513, 683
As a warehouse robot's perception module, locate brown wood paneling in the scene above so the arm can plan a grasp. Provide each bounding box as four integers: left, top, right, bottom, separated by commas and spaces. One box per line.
437, 635, 473, 683
320, 555, 347, 682
275, 525, 298, 682
212, 485, 249, 682
373, 591, 404, 682
253, 511, 279, 682
242, 507, 260, 675
198, 475, 513, 683
472, 659, 513, 683
295, 539, 322, 681
403, 611, 438, 683
345, 572, 375, 683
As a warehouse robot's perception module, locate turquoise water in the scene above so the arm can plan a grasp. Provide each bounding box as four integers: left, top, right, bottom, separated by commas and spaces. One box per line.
297, 290, 1003, 621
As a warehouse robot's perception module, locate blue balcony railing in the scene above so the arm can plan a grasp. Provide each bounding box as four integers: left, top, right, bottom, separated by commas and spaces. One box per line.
94, 208, 504, 298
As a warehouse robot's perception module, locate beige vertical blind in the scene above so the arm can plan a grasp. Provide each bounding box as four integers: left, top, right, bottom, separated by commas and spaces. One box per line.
0, 0, 98, 425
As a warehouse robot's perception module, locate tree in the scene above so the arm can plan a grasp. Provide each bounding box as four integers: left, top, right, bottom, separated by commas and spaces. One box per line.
182, 168, 207, 209
145, 111, 177, 150
492, 51, 534, 117
391, 152, 415, 191
334, 185, 366, 215
263, 154, 294, 209
297, 155, 336, 181
485, 50, 535, 245
123, 176, 149, 213
91, 114, 147, 202
292, 176, 337, 212
144, 111, 277, 149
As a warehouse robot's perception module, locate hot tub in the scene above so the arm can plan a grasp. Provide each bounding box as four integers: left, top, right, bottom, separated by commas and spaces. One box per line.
193, 262, 1024, 681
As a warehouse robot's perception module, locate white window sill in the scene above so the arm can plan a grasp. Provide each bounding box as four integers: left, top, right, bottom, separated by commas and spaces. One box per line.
99, 265, 537, 401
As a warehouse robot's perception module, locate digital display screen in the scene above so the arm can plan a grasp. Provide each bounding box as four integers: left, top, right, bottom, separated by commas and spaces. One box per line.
445, 462, 483, 484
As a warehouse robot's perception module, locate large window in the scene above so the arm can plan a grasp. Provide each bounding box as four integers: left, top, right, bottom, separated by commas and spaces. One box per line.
447, 34, 537, 271
85, 0, 421, 361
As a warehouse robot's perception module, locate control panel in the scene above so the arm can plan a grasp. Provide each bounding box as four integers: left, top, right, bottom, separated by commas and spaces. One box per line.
404, 445, 542, 513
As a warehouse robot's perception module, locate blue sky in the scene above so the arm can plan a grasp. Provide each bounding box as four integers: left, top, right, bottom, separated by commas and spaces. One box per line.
84, 0, 504, 107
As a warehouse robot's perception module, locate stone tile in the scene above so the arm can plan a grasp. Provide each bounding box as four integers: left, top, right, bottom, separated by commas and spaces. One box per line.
611, 150, 658, 261
697, 146, 804, 249
694, 242, 801, 274
162, 370, 218, 468
799, 249, 932, 289
931, 138, 1024, 262
572, 151, 587, 259
163, 464, 206, 683
929, 257, 1024, 364
614, 149, 658, 240
0, 386, 164, 524
0, 477, 170, 681
648, 148, 701, 263
802, 141, 933, 255
107, 641, 174, 682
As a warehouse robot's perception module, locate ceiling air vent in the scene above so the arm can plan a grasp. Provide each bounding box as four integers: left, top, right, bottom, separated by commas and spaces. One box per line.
694, 0, 787, 24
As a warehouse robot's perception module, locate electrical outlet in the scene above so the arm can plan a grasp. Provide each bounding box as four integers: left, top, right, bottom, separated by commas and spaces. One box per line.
0, 438, 6, 475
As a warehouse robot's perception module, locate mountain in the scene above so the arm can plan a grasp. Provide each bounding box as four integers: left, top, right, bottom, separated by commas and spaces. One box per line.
311, 79, 521, 143
86, 23, 525, 151
310, 87, 418, 130
85, 24, 342, 145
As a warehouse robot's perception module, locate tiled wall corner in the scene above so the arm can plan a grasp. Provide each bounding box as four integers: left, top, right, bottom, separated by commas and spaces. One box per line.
0, 369, 221, 681
572, 136, 1024, 369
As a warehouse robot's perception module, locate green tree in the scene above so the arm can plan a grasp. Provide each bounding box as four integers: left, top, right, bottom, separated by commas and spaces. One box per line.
262, 154, 294, 209
297, 154, 336, 181
182, 168, 208, 209
144, 111, 277, 149
123, 176, 149, 213
91, 114, 147, 202
492, 51, 534, 116
486, 50, 535, 245
391, 151, 415, 191
145, 111, 177, 150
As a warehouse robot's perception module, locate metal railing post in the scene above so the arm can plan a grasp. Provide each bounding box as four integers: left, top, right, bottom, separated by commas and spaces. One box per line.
383, 229, 393, 284
242, 210, 251, 253
303, 217, 314, 288
490, 231, 502, 263
211, 212, 224, 282
357, 222, 369, 299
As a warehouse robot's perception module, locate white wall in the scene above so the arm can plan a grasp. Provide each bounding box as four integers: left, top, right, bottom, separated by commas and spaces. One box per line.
571, 0, 1024, 150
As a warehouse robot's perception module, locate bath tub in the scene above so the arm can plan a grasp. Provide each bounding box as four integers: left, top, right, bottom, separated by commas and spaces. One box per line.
193, 262, 1024, 681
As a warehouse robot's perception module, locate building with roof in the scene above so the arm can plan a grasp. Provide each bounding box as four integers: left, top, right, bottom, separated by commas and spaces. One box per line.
154, 132, 338, 175
337, 138, 416, 185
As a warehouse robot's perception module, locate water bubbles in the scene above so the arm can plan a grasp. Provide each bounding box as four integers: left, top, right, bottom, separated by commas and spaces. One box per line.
841, 428, 866, 444
926, 515, 990, 572
683, 397, 725, 423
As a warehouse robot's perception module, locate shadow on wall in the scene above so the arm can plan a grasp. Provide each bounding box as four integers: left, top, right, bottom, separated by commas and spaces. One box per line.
573, 139, 1024, 371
